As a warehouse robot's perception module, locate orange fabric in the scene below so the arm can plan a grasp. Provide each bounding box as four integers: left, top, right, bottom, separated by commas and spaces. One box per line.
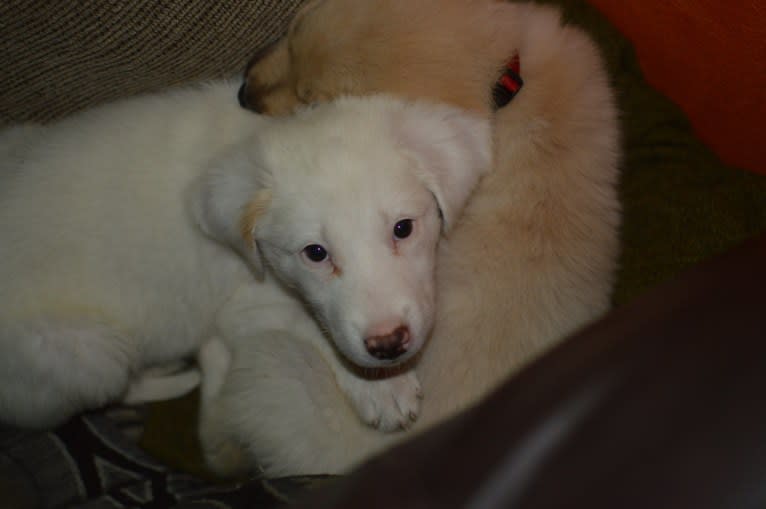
586, 0, 766, 174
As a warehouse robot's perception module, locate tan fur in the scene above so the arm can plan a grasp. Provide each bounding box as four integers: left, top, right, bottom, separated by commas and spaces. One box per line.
243, 0, 523, 115
234, 0, 621, 470
239, 189, 272, 245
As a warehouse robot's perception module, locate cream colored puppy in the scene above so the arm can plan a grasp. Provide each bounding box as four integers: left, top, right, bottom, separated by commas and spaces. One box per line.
0, 81, 490, 430
207, 0, 621, 476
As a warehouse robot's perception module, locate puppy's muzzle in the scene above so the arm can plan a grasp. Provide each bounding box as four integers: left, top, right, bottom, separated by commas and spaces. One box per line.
238, 82, 266, 113
364, 326, 410, 361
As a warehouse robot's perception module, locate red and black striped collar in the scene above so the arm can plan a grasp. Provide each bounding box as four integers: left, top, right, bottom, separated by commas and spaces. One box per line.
492, 53, 523, 110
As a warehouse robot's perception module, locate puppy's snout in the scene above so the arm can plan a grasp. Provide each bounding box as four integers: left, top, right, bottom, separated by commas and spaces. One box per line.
364, 326, 411, 360
238, 82, 266, 113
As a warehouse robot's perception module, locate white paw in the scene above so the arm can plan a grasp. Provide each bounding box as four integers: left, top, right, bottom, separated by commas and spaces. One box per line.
345, 370, 423, 432
197, 337, 232, 400
122, 365, 200, 404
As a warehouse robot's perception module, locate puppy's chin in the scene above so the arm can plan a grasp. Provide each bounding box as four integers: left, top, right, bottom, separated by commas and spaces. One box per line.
343, 348, 419, 371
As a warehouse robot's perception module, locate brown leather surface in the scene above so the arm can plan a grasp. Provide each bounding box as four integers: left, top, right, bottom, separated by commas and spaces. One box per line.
288, 233, 766, 508
585, 0, 766, 175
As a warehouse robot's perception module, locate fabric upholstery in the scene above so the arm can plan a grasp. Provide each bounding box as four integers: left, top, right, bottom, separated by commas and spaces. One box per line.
0, 0, 303, 125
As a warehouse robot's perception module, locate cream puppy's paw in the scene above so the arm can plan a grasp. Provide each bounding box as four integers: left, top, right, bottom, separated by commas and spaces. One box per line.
122, 364, 201, 405
341, 370, 423, 432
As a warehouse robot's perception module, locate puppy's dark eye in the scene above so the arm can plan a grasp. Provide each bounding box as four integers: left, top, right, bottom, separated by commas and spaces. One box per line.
303, 244, 328, 262
393, 219, 413, 240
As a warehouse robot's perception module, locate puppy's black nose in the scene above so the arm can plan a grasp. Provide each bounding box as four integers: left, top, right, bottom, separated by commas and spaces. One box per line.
237, 82, 249, 108
364, 326, 411, 360
238, 82, 266, 113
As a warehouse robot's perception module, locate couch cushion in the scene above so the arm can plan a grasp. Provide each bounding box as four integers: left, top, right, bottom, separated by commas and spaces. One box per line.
0, 0, 303, 125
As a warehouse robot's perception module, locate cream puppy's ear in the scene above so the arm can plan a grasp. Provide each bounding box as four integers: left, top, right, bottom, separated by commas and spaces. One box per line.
394, 102, 492, 232
189, 147, 271, 278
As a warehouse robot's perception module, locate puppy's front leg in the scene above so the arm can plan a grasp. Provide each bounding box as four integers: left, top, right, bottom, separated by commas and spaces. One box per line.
330, 365, 423, 432
196, 336, 252, 478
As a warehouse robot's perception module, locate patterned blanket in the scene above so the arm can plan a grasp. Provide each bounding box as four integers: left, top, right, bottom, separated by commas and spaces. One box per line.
0, 412, 330, 508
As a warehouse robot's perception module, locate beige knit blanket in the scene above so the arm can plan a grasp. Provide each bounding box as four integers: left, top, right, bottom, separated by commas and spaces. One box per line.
0, 0, 304, 125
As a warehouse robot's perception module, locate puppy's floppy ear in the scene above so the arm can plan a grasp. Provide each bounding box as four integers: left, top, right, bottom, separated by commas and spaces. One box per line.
189, 145, 272, 278
394, 102, 492, 232
243, 0, 324, 91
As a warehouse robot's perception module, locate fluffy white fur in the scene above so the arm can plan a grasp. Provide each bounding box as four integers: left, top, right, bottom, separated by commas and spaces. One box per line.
199, 1, 621, 477
0, 82, 491, 429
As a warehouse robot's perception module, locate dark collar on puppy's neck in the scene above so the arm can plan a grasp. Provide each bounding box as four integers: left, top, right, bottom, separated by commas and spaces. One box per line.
492, 53, 523, 110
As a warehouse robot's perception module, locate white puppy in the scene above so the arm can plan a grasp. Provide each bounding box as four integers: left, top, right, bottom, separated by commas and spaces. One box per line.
0, 82, 490, 429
